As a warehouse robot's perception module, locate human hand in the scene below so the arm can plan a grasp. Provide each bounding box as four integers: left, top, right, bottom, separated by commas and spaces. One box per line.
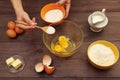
56, 0, 71, 19
10, 0, 37, 30
16, 11, 37, 30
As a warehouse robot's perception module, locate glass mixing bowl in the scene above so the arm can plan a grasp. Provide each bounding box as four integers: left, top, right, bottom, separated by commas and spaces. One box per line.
43, 20, 84, 57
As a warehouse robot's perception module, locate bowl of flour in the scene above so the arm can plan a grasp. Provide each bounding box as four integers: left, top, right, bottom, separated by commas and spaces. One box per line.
87, 40, 119, 69
40, 3, 65, 25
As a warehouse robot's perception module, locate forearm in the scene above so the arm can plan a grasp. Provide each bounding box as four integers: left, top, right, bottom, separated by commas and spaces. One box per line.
10, 0, 24, 16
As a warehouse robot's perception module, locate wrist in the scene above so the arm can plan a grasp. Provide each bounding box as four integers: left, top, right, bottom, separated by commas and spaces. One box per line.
15, 8, 24, 16
10, 0, 24, 16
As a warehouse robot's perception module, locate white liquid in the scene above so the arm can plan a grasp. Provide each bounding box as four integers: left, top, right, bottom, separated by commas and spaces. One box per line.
89, 44, 115, 66
46, 26, 55, 34
45, 9, 63, 23
92, 15, 104, 24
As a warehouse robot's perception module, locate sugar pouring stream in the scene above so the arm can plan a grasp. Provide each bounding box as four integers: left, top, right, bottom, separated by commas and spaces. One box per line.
15, 21, 55, 34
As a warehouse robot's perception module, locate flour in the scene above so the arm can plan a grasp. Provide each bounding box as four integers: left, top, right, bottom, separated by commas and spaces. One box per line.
89, 44, 115, 66
44, 9, 63, 23
46, 26, 55, 34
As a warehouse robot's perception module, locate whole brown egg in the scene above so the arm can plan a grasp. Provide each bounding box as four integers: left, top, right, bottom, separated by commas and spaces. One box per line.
15, 27, 24, 34
6, 29, 17, 38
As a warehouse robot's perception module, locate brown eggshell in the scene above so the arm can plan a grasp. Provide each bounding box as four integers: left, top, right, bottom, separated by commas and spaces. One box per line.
35, 62, 44, 73
44, 65, 55, 75
42, 55, 52, 66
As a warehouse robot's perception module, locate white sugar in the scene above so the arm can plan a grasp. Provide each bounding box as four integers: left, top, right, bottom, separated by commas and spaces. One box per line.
46, 26, 55, 34
45, 9, 63, 23
89, 44, 115, 66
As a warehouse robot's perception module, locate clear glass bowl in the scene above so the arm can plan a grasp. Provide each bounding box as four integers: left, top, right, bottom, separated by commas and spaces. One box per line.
6, 55, 25, 73
43, 20, 84, 57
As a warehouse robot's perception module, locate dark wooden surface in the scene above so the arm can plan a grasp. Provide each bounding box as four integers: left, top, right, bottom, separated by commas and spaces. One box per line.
0, 0, 120, 80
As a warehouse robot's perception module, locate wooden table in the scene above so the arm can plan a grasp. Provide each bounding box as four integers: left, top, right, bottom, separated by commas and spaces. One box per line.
0, 0, 120, 80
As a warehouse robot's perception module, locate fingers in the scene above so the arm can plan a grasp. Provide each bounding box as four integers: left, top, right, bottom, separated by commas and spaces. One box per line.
16, 17, 37, 30
64, 3, 71, 19
56, 0, 71, 19
16, 11, 37, 30
24, 15, 36, 27
32, 17, 36, 22
56, 0, 67, 5
32, 17, 37, 26
56, 0, 71, 5
16, 24, 34, 30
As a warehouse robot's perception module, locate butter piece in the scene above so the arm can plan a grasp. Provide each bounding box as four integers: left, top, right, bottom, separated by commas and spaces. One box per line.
6, 57, 15, 66
11, 59, 22, 69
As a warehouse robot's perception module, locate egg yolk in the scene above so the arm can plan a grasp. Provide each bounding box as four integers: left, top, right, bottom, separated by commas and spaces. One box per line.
54, 45, 63, 52
54, 36, 69, 52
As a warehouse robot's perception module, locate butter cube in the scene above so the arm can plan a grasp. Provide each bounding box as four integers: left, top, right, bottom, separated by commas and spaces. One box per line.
6, 57, 15, 66
11, 59, 22, 69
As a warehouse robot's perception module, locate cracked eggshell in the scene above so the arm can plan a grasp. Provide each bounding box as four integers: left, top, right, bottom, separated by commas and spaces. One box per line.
44, 65, 55, 75
35, 62, 44, 73
42, 55, 52, 66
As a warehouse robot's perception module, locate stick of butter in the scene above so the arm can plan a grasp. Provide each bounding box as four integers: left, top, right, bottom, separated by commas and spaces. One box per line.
11, 59, 22, 69
6, 57, 15, 66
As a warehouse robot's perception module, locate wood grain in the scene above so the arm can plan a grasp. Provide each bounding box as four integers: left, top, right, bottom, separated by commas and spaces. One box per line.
0, 0, 120, 80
